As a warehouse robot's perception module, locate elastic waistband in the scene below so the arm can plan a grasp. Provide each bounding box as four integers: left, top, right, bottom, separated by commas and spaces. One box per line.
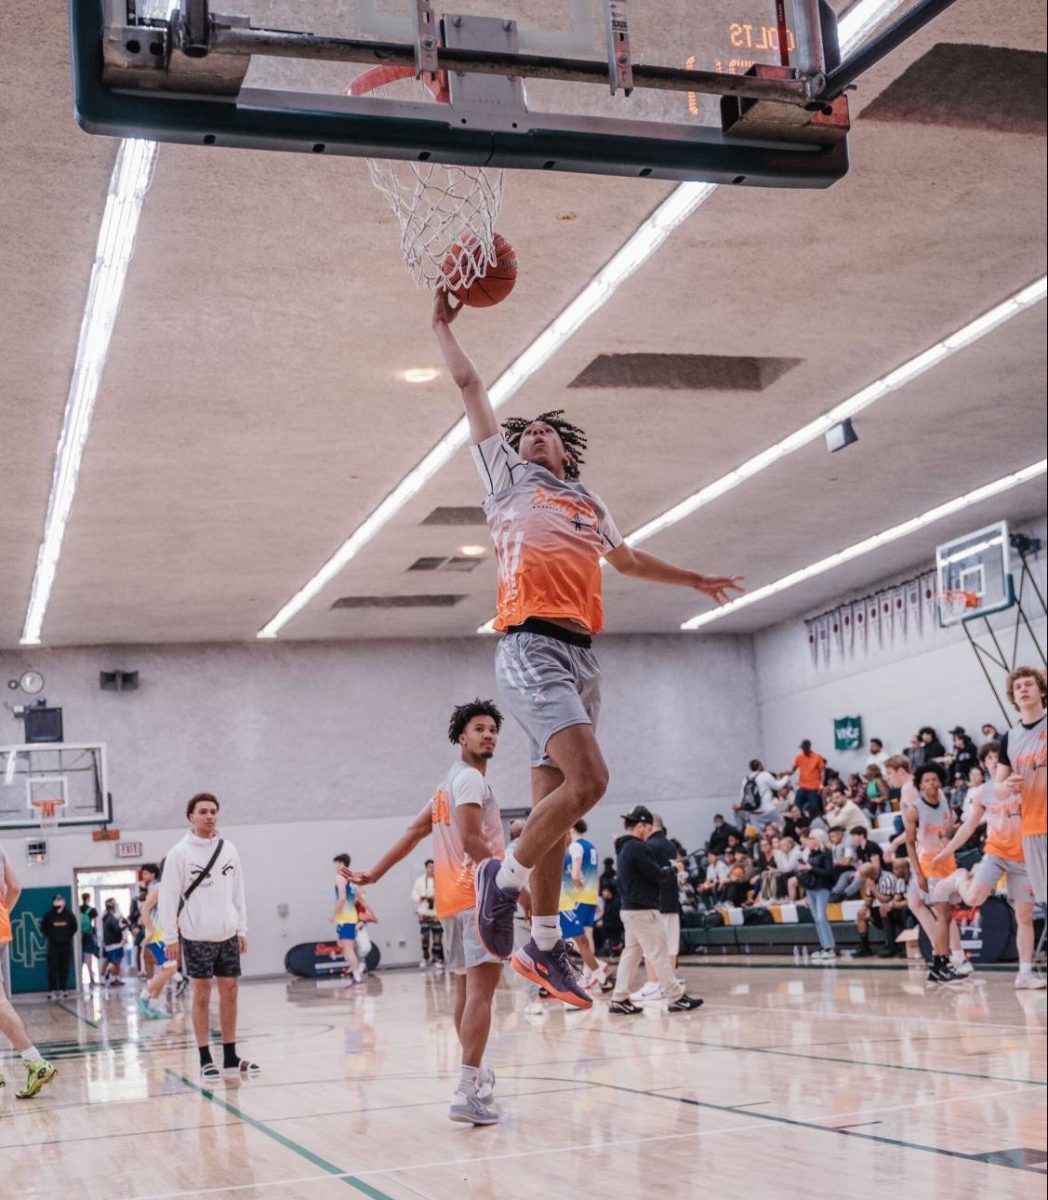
504, 617, 592, 649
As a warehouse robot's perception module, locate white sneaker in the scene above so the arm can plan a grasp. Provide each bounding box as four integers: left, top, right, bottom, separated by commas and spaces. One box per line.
477, 1067, 496, 1103
449, 1090, 500, 1125
629, 983, 663, 1003
1015, 972, 1047, 990
419, 959, 428, 969
951, 955, 974, 977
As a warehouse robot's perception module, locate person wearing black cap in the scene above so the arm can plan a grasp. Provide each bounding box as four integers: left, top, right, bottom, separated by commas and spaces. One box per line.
40, 894, 77, 1000
946, 727, 979, 787
607, 807, 702, 1015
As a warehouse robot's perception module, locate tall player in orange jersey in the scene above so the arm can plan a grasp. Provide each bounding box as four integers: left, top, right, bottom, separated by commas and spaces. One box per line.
433, 290, 743, 1007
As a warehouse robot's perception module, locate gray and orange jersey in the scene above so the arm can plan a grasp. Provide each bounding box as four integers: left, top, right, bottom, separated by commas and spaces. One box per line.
471, 434, 623, 634
999, 713, 1047, 838
429, 758, 504, 921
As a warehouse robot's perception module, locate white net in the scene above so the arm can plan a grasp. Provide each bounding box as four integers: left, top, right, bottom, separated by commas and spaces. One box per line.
347, 69, 505, 290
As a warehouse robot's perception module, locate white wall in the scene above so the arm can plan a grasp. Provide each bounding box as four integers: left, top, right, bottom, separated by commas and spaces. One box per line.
754, 516, 1047, 776
1, 635, 755, 975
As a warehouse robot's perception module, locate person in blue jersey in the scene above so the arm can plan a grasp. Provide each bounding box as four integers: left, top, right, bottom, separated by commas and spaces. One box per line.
330, 854, 364, 985
558, 820, 611, 991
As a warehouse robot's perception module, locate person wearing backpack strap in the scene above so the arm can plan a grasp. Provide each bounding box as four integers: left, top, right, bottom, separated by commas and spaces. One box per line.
78, 892, 100, 988
733, 759, 785, 833
158, 793, 258, 1083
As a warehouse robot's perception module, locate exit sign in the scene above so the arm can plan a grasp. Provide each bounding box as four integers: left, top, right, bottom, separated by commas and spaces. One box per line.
115, 841, 143, 859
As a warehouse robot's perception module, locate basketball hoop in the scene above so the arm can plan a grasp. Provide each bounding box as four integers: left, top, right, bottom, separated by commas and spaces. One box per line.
935, 589, 980, 624
346, 66, 505, 291
31, 797, 66, 832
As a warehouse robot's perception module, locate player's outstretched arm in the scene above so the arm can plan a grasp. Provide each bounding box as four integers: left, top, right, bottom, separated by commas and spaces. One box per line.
432, 289, 498, 444
347, 805, 432, 886
932, 797, 984, 866
605, 543, 744, 605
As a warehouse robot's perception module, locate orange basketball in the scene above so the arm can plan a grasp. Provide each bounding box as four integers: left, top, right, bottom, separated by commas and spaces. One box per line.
443, 233, 517, 308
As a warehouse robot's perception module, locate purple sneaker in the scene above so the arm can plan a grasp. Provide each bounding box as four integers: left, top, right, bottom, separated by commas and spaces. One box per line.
474, 859, 517, 959
511, 938, 593, 1010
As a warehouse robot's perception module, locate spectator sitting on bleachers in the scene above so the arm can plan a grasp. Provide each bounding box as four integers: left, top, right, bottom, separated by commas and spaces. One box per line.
752, 838, 779, 903
845, 773, 866, 804
854, 860, 909, 958
861, 763, 891, 814
697, 852, 729, 909
824, 788, 871, 832
917, 726, 947, 762
827, 826, 855, 879
829, 826, 884, 901
945, 726, 980, 786
772, 836, 803, 902
733, 760, 785, 833
706, 814, 743, 856
782, 804, 811, 842
722, 849, 757, 908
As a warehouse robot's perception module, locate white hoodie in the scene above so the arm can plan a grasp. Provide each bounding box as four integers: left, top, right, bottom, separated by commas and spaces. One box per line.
158, 832, 247, 944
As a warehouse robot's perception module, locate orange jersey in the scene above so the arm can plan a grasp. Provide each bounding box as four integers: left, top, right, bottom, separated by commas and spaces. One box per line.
976, 783, 1024, 861
472, 435, 622, 634
429, 760, 504, 920
1000, 714, 1047, 837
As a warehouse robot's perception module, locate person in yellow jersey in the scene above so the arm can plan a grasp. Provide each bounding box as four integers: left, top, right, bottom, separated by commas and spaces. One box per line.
558, 820, 610, 990
348, 700, 505, 1125
136, 862, 182, 1020
330, 855, 364, 985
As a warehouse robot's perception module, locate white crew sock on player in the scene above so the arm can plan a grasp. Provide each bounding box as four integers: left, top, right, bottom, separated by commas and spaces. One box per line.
458, 1064, 481, 1093
1019, 961, 1033, 974
532, 915, 560, 951
950, 950, 966, 965
21, 1045, 41, 1064
495, 848, 529, 892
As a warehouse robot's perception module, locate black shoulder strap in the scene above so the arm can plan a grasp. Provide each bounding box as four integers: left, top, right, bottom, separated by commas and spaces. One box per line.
177, 839, 224, 918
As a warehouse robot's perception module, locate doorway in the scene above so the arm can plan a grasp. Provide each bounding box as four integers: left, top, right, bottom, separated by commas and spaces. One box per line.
74, 865, 143, 983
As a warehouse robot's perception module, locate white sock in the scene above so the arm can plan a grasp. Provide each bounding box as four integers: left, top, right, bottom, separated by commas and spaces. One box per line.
532, 915, 560, 951
951, 950, 966, 964
495, 848, 529, 892
21, 1046, 41, 1064
458, 1064, 480, 1093
1019, 961, 1032, 975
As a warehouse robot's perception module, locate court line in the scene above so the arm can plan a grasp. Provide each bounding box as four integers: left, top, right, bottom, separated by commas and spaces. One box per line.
700, 999, 1041, 1033
571, 1026, 1048, 1087
117, 1079, 1045, 1199
165, 1071, 394, 1200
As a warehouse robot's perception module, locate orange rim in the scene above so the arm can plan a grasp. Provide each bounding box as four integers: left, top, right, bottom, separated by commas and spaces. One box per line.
346, 65, 450, 104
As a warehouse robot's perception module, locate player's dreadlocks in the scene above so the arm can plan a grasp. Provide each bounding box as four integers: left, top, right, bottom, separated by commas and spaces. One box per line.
501, 409, 587, 480
448, 699, 504, 745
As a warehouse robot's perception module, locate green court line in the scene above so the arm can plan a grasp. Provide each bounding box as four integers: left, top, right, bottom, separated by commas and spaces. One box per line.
167, 1070, 395, 1200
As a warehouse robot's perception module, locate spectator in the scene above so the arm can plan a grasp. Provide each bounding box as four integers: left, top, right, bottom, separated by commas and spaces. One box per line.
599, 857, 617, 894
773, 836, 803, 902
959, 765, 985, 826
861, 764, 891, 814
980, 723, 1000, 741
594, 885, 622, 957
647, 816, 684, 972
790, 740, 827, 818
824, 789, 872, 833
798, 830, 837, 960
724, 832, 744, 858
918, 726, 947, 761
41, 894, 77, 1000
607, 807, 701, 1014
854, 861, 909, 958
753, 838, 779, 903
905, 735, 924, 770
722, 849, 757, 907
101, 899, 127, 987
946, 726, 980, 787
79, 892, 100, 989
733, 760, 785, 833
827, 826, 855, 879
411, 859, 442, 969
697, 852, 729, 909
865, 738, 888, 773
845, 773, 866, 804
829, 826, 883, 901
782, 804, 810, 842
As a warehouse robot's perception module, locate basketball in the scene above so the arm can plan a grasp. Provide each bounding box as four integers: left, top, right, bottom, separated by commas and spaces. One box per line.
443, 232, 517, 308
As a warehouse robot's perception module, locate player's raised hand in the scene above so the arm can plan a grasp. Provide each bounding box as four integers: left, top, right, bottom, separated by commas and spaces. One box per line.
432, 286, 462, 327
346, 868, 376, 885
693, 574, 746, 605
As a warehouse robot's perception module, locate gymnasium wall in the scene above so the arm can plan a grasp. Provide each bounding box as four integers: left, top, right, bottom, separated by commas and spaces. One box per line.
753, 515, 1048, 777
0, 635, 756, 973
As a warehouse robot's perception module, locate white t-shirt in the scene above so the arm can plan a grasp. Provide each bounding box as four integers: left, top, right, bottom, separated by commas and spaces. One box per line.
744, 771, 781, 814
865, 752, 888, 773
706, 859, 730, 884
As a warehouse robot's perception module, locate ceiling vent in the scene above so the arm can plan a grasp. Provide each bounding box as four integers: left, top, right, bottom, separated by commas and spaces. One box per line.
861, 44, 1046, 134
407, 556, 447, 571
569, 352, 801, 391
421, 506, 487, 525
331, 595, 465, 609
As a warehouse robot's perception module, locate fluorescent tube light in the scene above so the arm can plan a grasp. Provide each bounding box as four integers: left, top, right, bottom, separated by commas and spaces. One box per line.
680, 460, 1047, 630
20, 139, 159, 645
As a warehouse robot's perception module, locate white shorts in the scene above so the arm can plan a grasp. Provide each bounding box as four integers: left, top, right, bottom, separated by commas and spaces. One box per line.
441, 909, 500, 975
971, 853, 1036, 903
495, 630, 601, 768
660, 912, 681, 956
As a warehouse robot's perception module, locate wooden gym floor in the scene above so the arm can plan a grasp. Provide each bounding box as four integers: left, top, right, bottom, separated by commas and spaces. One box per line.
1, 959, 1045, 1199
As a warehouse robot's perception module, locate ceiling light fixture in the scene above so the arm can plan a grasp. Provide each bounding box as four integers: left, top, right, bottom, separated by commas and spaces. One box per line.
20, 138, 159, 646
402, 367, 441, 384
260, 0, 911, 641
478, 275, 1046, 633
458, 544, 487, 557
680, 460, 1047, 630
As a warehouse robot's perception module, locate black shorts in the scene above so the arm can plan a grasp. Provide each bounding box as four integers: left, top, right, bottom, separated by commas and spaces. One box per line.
182, 935, 241, 979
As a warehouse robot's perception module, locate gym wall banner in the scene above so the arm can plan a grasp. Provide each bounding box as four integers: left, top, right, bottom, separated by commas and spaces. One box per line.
834, 716, 863, 751
8, 886, 73, 994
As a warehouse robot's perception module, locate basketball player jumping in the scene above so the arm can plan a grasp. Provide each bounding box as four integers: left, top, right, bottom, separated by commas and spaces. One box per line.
348, 700, 506, 1125
432, 290, 742, 1007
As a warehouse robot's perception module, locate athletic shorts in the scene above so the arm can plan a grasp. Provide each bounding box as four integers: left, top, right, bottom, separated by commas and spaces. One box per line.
336, 922, 358, 941
441, 909, 499, 976
182, 935, 241, 979
82, 937, 99, 958
971, 853, 1036, 903
1023, 834, 1047, 904
908, 876, 962, 906
104, 947, 124, 965
559, 902, 596, 939
660, 911, 681, 956
146, 941, 168, 966
494, 631, 601, 768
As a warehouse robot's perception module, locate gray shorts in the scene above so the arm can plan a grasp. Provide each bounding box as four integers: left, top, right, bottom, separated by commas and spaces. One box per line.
1023, 834, 1047, 903
908, 876, 962, 906
495, 631, 601, 768
441, 909, 500, 975
971, 853, 1036, 903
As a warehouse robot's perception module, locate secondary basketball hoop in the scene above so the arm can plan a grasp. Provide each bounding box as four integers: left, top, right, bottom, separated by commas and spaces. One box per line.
346, 64, 505, 290
31, 797, 66, 832
934, 589, 980, 626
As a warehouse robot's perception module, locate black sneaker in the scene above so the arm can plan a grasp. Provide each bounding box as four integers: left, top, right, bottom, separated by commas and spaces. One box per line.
853, 945, 874, 959
667, 994, 704, 1012
927, 961, 962, 983
608, 999, 644, 1015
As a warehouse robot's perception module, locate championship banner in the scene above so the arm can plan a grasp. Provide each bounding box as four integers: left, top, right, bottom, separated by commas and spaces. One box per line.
866, 597, 881, 649
842, 603, 855, 657
834, 715, 863, 751
805, 619, 818, 667
922, 572, 938, 627
832, 608, 845, 659
880, 589, 894, 645
905, 578, 922, 635
891, 585, 907, 639
818, 614, 832, 667
855, 601, 867, 653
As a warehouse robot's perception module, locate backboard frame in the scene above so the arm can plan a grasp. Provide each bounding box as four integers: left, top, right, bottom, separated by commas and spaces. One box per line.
0, 743, 112, 831
935, 520, 1016, 629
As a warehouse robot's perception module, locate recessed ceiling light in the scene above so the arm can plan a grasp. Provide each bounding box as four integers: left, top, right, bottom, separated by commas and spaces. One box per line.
458, 544, 487, 557
402, 367, 440, 384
